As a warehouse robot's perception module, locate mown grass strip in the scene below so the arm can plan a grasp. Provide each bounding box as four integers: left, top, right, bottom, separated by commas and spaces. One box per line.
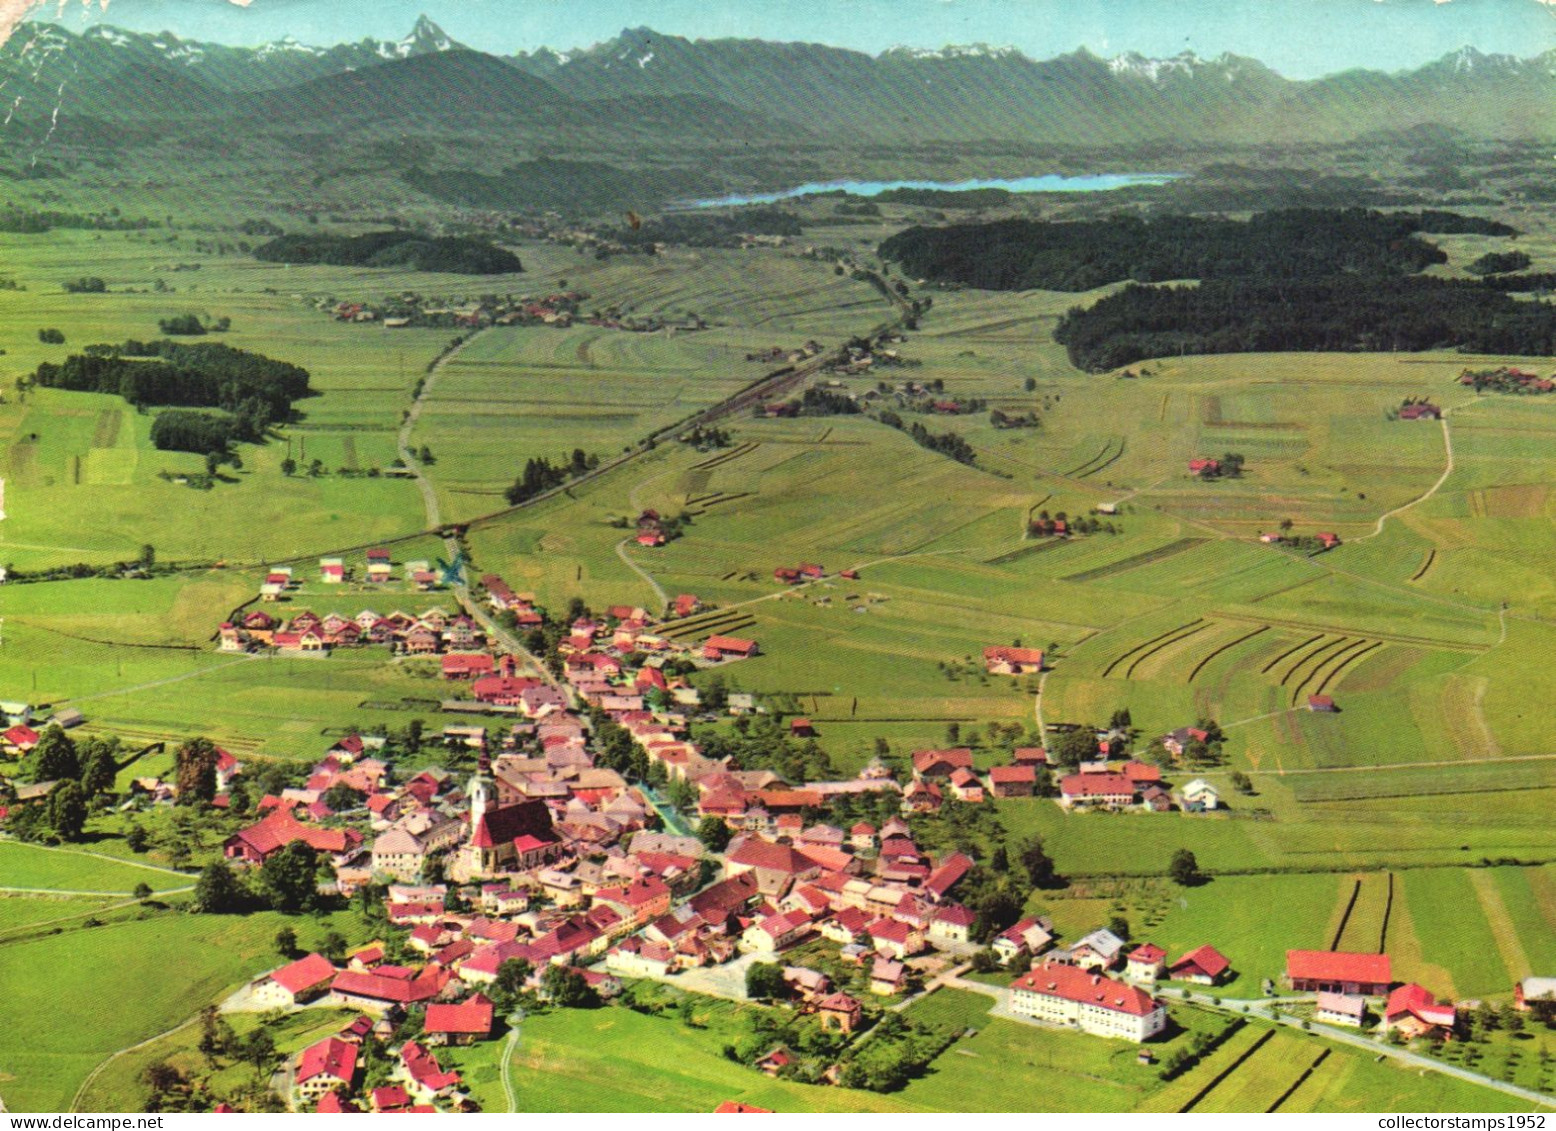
1102, 619, 1205, 679
1061, 537, 1208, 584
1187, 625, 1270, 684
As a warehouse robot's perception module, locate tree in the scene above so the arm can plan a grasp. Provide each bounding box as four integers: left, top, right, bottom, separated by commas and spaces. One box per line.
133, 882, 154, 901
541, 964, 597, 1008
320, 930, 349, 962
1050, 728, 1098, 768
494, 957, 534, 1006
1019, 836, 1063, 890
1168, 848, 1204, 887
47, 780, 88, 841
275, 926, 299, 958
261, 841, 320, 913
697, 816, 731, 853
1229, 770, 1254, 795
174, 736, 220, 806
193, 860, 247, 913
241, 1028, 275, 1078
1108, 914, 1132, 942
23, 725, 78, 783
125, 823, 150, 853
280, 457, 297, 476
79, 739, 121, 798
745, 962, 788, 1001
322, 782, 362, 812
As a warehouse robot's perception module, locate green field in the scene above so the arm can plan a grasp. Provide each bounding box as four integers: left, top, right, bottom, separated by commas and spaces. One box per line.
0, 908, 369, 1113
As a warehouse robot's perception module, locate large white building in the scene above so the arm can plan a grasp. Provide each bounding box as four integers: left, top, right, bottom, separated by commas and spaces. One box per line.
1010, 962, 1168, 1043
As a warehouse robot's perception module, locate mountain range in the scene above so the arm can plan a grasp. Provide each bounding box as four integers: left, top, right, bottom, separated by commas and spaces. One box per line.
3, 16, 1555, 145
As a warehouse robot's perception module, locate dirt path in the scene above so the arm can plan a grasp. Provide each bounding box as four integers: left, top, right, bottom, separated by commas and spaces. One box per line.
400, 329, 491, 531
70, 1013, 201, 1112
1356, 406, 1462, 542
615, 537, 668, 609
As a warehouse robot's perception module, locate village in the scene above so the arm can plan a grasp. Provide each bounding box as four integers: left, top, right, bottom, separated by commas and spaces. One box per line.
5, 552, 1548, 1114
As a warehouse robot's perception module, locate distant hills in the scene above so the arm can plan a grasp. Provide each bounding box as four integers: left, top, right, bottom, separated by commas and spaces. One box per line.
4, 16, 1554, 145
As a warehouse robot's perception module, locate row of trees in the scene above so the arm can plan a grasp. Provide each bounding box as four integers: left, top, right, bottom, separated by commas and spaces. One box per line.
254, 230, 523, 275
875, 410, 978, 466
503, 449, 600, 506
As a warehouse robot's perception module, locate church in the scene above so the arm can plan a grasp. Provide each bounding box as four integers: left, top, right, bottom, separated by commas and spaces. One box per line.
456, 754, 560, 880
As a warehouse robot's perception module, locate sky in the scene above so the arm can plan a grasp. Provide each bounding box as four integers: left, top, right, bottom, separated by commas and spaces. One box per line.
16, 0, 1556, 78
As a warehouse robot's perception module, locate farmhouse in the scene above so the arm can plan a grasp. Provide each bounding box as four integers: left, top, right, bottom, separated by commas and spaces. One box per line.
703, 635, 760, 661
1059, 772, 1136, 810
1010, 962, 1167, 1042
1285, 950, 1392, 996
295, 1037, 359, 1101
423, 994, 496, 1046
988, 764, 1037, 797
983, 646, 1044, 675
252, 952, 337, 1007
912, 748, 973, 778
1307, 695, 1338, 712
1383, 984, 1457, 1038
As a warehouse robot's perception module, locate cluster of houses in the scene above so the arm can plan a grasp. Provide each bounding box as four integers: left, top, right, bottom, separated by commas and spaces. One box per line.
219, 606, 487, 659
252, 553, 445, 601
745, 341, 824, 365
1458, 366, 1556, 394
325, 290, 591, 333
258, 949, 497, 1111
1288, 950, 1464, 1040
1057, 757, 1219, 815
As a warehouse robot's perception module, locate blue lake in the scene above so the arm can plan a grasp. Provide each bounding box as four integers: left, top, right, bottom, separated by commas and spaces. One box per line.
688, 173, 1183, 208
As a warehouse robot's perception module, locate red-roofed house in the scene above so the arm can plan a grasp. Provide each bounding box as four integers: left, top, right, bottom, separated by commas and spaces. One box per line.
988, 764, 1037, 798
912, 748, 973, 778
703, 635, 760, 661
400, 1040, 461, 1101
1286, 950, 1392, 996
983, 646, 1044, 675
868, 917, 924, 960
442, 653, 495, 680
223, 810, 361, 864
1059, 773, 1137, 810
424, 994, 496, 1046
295, 1037, 359, 1101
1169, 945, 1231, 985
2, 725, 40, 754
928, 903, 977, 946
742, 909, 814, 954
714, 1101, 774, 1113
1011, 962, 1167, 1042
1383, 984, 1457, 1038
254, 952, 337, 1007
725, 839, 822, 897
1125, 944, 1167, 982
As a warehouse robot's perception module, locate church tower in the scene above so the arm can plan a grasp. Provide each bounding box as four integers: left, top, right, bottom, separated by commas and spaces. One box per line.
469, 751, 493, 833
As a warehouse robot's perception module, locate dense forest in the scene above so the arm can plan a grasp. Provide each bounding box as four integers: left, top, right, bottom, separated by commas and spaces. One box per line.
877, 209, 1516, 292
33, 340, 312, 434
150, 410, 243, 455
253, 229, 522, 274
1055, 276, 1556, 371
